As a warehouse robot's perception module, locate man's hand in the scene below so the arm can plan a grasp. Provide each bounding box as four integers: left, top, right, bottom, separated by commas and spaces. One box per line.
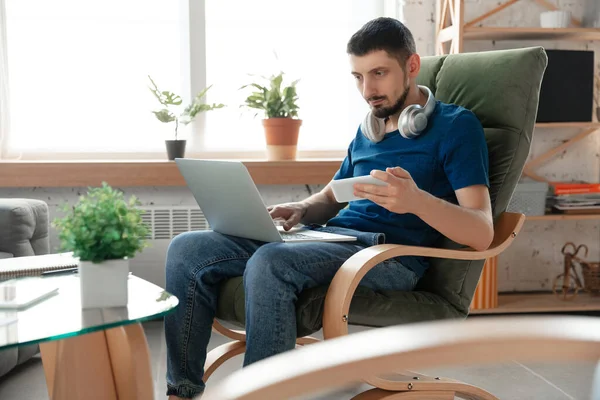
268, 202, 308, 231
353, 167, 424, 214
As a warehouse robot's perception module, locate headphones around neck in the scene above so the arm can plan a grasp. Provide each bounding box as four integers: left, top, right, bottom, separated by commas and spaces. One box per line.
361, 85, 436, 142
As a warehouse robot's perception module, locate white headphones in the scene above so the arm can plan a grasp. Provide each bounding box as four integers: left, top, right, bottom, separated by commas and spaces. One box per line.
361, 85, 436, 142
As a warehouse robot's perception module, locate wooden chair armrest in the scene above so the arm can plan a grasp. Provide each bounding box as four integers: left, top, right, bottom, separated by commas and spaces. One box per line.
201, 315, 600, 400
323, 211, 526, 338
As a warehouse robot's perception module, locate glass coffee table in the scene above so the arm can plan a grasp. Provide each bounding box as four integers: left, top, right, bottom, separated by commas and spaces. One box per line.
0, 273, 178, 400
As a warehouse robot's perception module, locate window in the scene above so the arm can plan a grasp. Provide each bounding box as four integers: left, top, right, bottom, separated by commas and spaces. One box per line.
1, 0, 391, 159
2, 0, 183, 158
203, 0, 384, 153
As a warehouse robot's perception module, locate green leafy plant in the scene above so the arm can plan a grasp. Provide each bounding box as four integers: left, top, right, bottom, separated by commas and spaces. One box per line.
240, 72, 300, 119
52, 182, 149, 263
148, 75, 225, 140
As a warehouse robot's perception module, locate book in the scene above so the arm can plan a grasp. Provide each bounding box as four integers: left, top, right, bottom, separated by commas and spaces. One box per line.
552, 183, 600, 195
0, 253, 78, 280
0, 278, 59, 309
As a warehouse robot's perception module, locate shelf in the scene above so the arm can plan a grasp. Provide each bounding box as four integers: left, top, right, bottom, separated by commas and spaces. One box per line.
464, 27, 600, 41
0, 159, 343, 187
527, 214, 600, 221
470, 292, 600, 315
535, 122, 600, 129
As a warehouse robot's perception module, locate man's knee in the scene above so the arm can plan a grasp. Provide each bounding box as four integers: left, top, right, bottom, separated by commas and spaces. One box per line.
244, 243, 292, 287
165, 230, 221, 277
168, 230, 222, 257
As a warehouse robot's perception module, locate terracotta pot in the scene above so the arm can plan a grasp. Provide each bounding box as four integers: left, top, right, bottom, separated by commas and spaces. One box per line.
262, 118, 302, 160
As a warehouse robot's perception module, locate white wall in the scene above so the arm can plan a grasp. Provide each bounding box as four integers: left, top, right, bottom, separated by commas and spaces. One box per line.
3, 0, 600, 293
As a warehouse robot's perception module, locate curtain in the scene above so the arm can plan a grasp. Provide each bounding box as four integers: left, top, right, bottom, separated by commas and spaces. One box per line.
0, 0, 8, 160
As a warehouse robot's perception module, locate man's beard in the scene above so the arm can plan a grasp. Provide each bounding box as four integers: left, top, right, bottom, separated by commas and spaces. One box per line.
369, 85, 410, 119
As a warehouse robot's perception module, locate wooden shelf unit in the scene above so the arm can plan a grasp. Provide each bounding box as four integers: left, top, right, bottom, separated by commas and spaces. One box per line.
470, 292, 600, 315
464, 27, 600, 41
438, 0, 600, 314
535, 122, 600, 129
436, 0, 600, 55
527, 214, 600, 221
524, 124, 600, 183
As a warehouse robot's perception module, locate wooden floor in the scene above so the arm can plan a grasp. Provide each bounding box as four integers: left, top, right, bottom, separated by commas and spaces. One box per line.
470, 292, 600, 315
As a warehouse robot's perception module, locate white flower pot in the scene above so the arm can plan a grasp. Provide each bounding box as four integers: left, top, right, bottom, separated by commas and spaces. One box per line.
78, 259, 129, 309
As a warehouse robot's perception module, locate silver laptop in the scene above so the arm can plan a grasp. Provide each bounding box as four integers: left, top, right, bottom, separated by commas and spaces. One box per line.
175, 159, 357, 243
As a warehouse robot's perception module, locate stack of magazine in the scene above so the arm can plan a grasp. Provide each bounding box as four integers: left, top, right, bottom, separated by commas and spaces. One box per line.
550, 183, 600, 214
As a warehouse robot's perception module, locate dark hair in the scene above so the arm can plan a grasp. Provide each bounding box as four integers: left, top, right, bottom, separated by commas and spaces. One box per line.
347, 17, 416, 66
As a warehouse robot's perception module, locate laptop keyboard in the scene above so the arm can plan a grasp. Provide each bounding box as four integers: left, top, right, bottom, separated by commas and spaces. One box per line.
280, 232, 314, 240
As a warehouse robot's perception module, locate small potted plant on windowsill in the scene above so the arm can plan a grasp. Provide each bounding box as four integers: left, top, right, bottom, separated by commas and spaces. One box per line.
52, 182, 149, 309
241, 72, 302, 161
148, 76, 225, 160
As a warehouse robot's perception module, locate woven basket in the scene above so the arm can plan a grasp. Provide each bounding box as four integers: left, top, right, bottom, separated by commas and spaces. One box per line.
581, 261, 600, 296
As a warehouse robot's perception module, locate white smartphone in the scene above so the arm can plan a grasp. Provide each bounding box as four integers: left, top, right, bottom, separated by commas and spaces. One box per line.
330, 175, 387, 203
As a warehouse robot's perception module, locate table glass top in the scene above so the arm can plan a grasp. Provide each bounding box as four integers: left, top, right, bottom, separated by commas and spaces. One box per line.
0, 274, 178, 350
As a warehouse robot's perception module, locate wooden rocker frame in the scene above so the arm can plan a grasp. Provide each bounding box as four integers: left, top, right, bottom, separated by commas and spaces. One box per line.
203, 211, 526, 400
202, 314, 600, 400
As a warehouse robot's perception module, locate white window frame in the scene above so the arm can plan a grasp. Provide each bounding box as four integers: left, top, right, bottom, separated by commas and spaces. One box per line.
0, 0, 401, 161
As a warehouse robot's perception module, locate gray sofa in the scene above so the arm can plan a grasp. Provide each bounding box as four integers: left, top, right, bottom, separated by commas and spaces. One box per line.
0, 198, 50, 378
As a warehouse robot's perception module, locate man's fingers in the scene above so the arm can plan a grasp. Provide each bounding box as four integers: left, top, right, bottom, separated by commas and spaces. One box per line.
356, 191, 387, 206
370, 169, 390, 181
269, 207, 285, 219
354, 183, 388, 196
386, 166, 410, 178
283, 212, 302, 230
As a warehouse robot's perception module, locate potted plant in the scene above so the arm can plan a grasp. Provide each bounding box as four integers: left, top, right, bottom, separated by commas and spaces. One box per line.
52, 182, 149, 309
241, 72, 301, 160
148, 75, 225, 160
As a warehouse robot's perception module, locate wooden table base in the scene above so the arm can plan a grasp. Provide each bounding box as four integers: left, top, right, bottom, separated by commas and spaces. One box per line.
40, 323, 154, 400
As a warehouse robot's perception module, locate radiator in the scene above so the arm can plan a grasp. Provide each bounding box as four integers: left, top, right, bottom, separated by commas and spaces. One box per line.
129, 206, 209, 288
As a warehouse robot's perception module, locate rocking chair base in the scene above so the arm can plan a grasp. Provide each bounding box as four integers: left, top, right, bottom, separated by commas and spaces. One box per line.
352, 382, 499, 400
204, 322, 498, 399
204, 320, 320, 383
364, 371, 498, 400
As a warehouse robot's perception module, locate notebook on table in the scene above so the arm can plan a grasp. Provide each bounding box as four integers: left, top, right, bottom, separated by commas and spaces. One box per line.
0, 252, 78, 280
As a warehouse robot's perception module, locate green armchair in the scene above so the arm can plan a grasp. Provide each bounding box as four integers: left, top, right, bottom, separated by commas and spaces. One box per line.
208, 47, 548, 399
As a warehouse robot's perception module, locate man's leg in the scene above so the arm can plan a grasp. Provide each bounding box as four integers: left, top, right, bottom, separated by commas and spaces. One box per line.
164, 230, 263, 399
242, 241, 418, 366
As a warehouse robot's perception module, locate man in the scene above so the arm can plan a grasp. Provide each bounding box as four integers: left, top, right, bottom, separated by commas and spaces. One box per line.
165, 17, 492, 399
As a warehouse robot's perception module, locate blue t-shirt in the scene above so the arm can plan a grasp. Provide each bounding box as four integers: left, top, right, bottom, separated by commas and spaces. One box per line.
326, 100, 490, 277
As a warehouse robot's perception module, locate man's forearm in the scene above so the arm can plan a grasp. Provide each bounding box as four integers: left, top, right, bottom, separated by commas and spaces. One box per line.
299, 186, 345, 225
415, 191, 494, 251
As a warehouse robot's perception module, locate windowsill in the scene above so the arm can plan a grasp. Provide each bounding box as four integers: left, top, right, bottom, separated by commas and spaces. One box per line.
0, 159, 343, 187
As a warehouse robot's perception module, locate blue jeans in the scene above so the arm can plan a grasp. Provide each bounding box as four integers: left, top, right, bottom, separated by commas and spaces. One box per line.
164, 226, 419, 398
